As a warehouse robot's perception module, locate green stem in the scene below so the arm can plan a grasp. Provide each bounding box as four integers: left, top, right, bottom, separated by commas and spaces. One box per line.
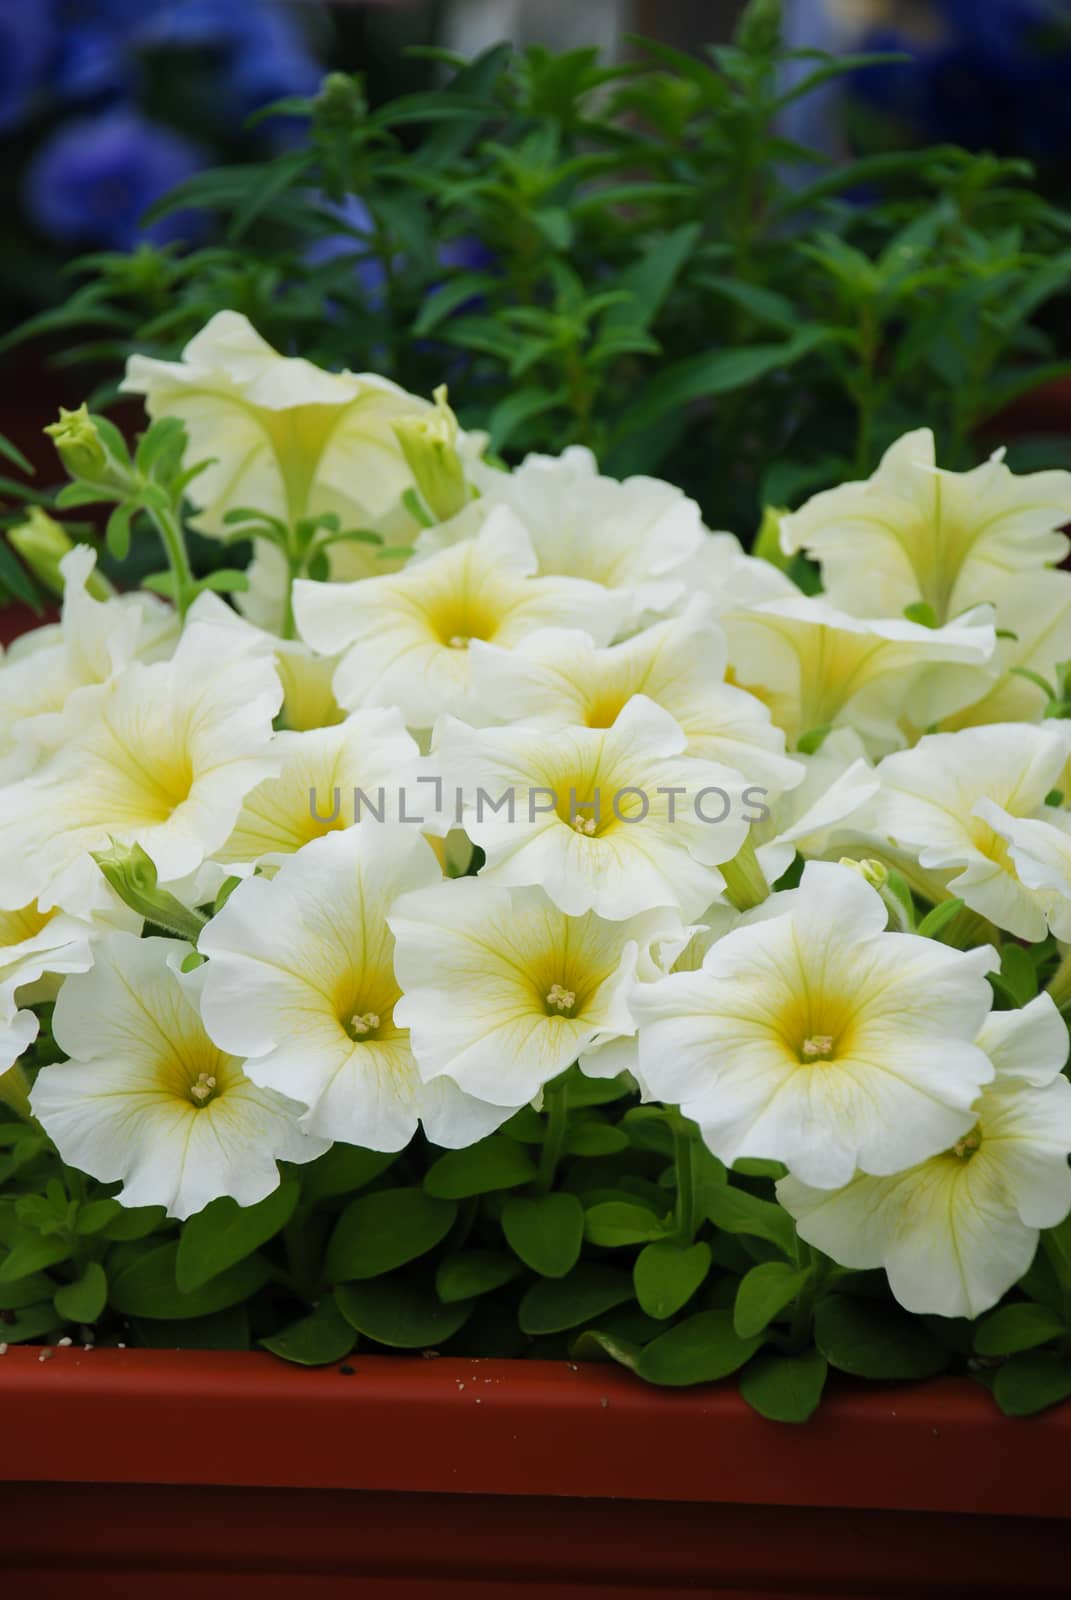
673, 1125, 697, 1245
147, 500, 196, 617
721, 831, 769, 912
1047, 945, 1071, 1012
786, 1245, 820, 1354
536, 1073, 570, 1194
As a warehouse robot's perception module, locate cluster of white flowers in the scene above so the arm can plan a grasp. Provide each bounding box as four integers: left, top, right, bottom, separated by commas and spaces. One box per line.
5, 311, 1071, 1325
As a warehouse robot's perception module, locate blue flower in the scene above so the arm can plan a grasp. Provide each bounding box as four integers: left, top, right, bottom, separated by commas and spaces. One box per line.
24, 109, 206, 250
0, 0, 55, 135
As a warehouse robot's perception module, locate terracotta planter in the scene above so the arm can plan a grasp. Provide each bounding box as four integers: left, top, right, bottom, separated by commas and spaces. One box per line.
1, 1345, 1068, 1597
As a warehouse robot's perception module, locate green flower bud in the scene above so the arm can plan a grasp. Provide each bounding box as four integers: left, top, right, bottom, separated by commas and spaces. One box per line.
315, 72, 366, 127
7, 512, 112, 601
92, 839, 206, 944
393, 386, 470, 524
735, 0, 782, 55
44, 404, 111, 484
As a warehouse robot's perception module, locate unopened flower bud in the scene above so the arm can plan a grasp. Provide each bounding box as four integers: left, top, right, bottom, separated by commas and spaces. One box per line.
7, 512, 112, 600
45, 404, 111, 484
393, 386, 469, 523
91, 839, 206, 944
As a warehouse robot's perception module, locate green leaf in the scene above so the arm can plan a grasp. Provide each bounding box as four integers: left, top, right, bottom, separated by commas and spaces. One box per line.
700, 1183, 798, 1259
336, 1274, 472, 1349
1, 1300, 61, 1343
814, 1294, 948, 1379
301, 1144, 398, 1203
565, 1123, 630, 1157
739, 1350, 828, 1423
637, 1309, 763, 1387
993, 1351, 1071, 1416
75, 1198, 122, 1236
917, 898, 966, 940
424, 1135, 536, 1198
634, 1240, 711, 1320
569, 1328, 642, 1371
104, 505, 133, 569
0, 432, 34, 475
176, 1183, 299, 1294
613, 327, 830, 438
602, 221, 701, 335
501, 1192, 584, 1278
195, 569, 250, 595
0, 1272, 55, 1310
974, 1301, 1065, 1356
998, 942, 1039, 1007
583, 1200, 669, 1247
436, 1250, 524, 1303
486, 387, 565, 453
326, 1187, 458, 1283
733, 1262, 809, 1339
0, 1235, 70, 1282
98, 1205, 167, 1241
53, 1263, 108, 1323
518, 1263, 634, 1335
261, 1292, 357, 1366
109, 1243, 270, 1319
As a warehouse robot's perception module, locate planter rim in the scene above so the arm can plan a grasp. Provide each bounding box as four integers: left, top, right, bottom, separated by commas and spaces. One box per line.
2, 1345, 1067, 1516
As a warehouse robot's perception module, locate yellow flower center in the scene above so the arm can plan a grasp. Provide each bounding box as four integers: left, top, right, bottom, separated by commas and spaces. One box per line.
0, 902, 53, 948
347, 1010, 381, 1040
545, 983, 577, 1015
950, 1126, 982, 1161
447, 635, 471, 650
572, 813, 598, 836
189, 1071, 219, 1107
800, 1034, 835, 1061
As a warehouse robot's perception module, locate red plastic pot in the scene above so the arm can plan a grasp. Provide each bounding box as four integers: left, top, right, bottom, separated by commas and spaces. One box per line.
1, 1345, 1069, 1597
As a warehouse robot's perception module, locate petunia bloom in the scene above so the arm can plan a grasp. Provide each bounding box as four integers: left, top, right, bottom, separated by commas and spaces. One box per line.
0, 611, 282, 915
32, 934, 324, 1219
780, 428, 1071, 624
294, 508, 625, 729
390, 877, 684, 1105
198, 824, 513, 1148
631, 860, 997, 1188
778, 996, 1071, 1318
433, 694, 758, 921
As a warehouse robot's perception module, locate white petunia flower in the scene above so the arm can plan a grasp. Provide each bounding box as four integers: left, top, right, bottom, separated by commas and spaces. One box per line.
215, 708, 420, 868
198, 824, 512, 1148
390, 877, 683, 1105
417, 445, 706, 618
31, 934, 324, 1219
875, 724, 1068, 940
942, 569, 1071, 728
980, 802, 1071, 942
670, 528, 799, 617
751, 727, 880, 885
468, 599, 803, 793
0, 545, 175, 770
1, 1010, 39, 1077
778, 995, 1071, 1318
631, 860, 997, 1188
294, 507, 625, 729
780, 428, 1071, 623
0, 615, 283, 915
0, 902, 94, 1022
722, 592, 997, 756
121, 309, 478, 548
433, 695, 758, 921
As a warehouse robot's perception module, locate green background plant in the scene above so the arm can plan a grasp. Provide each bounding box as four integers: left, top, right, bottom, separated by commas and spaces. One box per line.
7, 5, 1071, 562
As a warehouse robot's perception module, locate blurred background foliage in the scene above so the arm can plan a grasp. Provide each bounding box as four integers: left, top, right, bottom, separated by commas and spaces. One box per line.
2, 0, 1071, 592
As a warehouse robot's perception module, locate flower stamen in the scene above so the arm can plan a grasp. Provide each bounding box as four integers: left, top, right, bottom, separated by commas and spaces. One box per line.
952, 1127, 982, 1160
447, 635, 471, 650
189, 1072, 218, 1105
572, 815, 597, 836
800, 1034, 835, 1061
546, 983, 576, 1014
349, 1011, 380, 1037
